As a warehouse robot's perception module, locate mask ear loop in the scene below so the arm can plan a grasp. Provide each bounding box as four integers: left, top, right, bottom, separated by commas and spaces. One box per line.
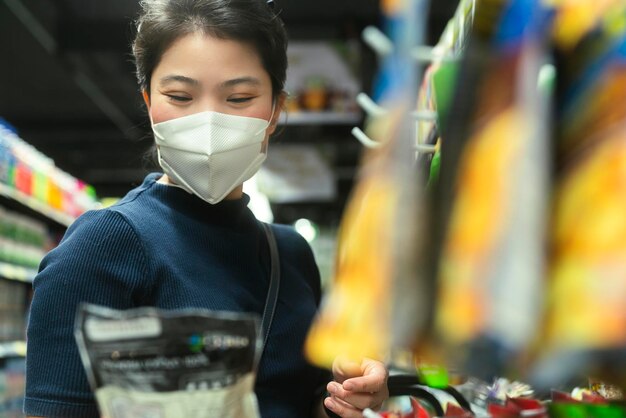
148, 105, 186, 191
147, 108, 164, 167
255, 101, 278, 136
257, 100, 279, 154
268, 100, 277, 126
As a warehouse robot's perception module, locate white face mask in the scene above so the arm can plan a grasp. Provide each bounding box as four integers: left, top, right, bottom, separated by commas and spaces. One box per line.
151, 110, 273, 204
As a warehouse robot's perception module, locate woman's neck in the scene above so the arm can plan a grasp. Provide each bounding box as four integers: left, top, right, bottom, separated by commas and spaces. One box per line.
157, 174, 244, 200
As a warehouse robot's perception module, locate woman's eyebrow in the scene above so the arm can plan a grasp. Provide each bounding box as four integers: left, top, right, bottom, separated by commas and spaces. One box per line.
159, 74, 200, 87
219, 76, 262, 88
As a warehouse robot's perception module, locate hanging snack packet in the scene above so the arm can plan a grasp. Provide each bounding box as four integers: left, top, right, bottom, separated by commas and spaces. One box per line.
534, 9, 626, 387
434, 0, 552, 379
305, 0, 429, 367
74, 303, 262, 418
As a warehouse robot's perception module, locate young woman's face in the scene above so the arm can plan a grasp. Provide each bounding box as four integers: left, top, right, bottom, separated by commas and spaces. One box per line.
147, 32, 280, 136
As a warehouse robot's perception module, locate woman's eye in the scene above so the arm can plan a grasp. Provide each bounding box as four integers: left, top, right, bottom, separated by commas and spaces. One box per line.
228, 97, 255, 104
166, 94, 191, 102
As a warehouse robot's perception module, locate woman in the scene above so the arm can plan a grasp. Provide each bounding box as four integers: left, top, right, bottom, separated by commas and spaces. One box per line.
24, 0, 388, 417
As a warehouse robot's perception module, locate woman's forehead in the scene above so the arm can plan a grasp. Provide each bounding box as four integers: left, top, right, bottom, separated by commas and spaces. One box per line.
153, 33, 268, 83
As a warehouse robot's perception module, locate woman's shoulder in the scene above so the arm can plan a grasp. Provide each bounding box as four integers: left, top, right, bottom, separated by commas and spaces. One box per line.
67, 204, 163, 251
269, 223, 309, 248
84, 173, 166, 230
269, 223, 317, 267
63, 174, 163, 244
109, 173, 162, 212
61, 207, 141, 248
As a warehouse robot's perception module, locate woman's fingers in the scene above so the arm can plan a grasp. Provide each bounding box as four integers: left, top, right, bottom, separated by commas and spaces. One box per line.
341, 369, 387, 393
328, 356, 390, 416
324, 395, 369, 418
327, 381, 385, 411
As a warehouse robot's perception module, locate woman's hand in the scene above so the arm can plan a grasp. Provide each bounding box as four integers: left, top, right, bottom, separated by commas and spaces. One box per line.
324, 356, 389, 418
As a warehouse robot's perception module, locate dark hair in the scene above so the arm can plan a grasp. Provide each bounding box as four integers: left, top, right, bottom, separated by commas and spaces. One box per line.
132, 0, 288, 100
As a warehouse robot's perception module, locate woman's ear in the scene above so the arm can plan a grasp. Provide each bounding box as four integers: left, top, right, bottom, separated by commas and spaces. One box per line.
142, 90, 151, 110
267, 91, 287, 135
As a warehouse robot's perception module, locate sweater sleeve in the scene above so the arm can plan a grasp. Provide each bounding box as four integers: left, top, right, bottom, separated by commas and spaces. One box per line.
301, 235, 322, 306
24, 209, 149, 418
273, 223, 323, 305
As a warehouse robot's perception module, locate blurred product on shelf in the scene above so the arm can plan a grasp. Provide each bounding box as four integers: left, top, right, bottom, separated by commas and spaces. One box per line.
414, 0, 474, 186
0, 280, 27, 342
283, 41, 360, 116
372, 374, 626, 418
0, 118, 95, 417
305, 0, 431, 367
303, 132, 400, 364
433, 0, 552, 378
0, 206, 50, 269
0, 358, 26, 417
534, 0, 626, 388
286, 78, 358, 114
588, 377, 624, 400
257, 145, 336, 204
301, 76, 330, 111
551, 0, 624, 51
0, 119, 98, 221
0, 277, 29, 415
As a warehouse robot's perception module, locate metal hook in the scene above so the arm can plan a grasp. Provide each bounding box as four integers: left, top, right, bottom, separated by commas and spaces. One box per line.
356, 93, 388, 118
362, 26, 394, 57
352, 127, 382, 149
415, 143, 437, 153
413, 111, 437, 154
358, 94, 438, 122
353, 126, 437, 152
411, 45, 457, 63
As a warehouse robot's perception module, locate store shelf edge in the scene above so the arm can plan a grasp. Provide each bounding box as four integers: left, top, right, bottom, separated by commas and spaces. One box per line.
0, 182, 75, 227
0, 340, 27, 358
279, 111, 362, 125
0, 261, 37, 283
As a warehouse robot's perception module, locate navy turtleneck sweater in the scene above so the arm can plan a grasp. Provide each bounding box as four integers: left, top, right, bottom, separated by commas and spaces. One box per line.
25, 173, 329, 417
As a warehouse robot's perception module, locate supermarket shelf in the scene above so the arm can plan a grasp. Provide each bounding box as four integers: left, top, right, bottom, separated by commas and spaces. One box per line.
0, 182, 75, 227
280, 111, 362, 125
0, 341, 27, 358
0, 262, 37, 283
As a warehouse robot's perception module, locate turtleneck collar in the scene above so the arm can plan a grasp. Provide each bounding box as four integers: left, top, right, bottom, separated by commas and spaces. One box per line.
142, 173, 254, 227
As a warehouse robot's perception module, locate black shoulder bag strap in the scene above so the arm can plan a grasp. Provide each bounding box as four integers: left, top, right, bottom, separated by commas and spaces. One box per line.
259, 222, 281, 359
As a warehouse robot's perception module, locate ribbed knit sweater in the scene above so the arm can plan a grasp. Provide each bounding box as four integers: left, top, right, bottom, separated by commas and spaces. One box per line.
25, 173, 328, 418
